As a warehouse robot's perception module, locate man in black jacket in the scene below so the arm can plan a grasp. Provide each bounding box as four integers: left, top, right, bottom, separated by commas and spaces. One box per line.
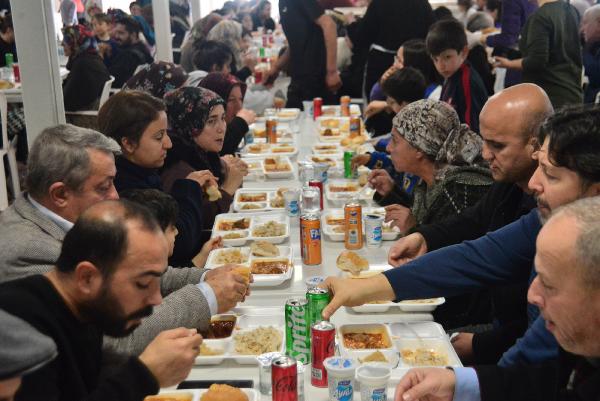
0, 200, 201, 401
393, 196, 600, 401
110, 16, 153, 88
385, 83, 554, 363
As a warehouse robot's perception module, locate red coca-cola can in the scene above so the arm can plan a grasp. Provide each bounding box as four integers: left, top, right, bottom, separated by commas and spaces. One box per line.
311, 320, 335, 387
262, 35, 268, 47
313, 97, 323, 120
308, 180, 323, 210
12, 63, 20, 83
254, 69, 263, 84
272, 355, 298, 401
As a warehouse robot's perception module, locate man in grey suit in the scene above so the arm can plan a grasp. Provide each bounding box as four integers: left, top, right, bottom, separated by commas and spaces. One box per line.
0, 124, 250, 355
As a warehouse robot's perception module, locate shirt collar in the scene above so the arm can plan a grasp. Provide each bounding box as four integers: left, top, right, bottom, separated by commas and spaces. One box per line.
28, 195, 74, 233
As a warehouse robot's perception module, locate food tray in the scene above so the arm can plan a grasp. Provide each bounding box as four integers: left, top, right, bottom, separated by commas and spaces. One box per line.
212, 213, 290, 246
195, 312, 285, 366
321, 104, 361, 117
304, 155, 344, 169
149, 387, 258, 401
262, 107, 301, 121
261, 156, 294, 179
324, 179, 376, 206
240, 142, 298, 158
312, 143, 344, 155
336, 322, 461, 381
317, 116, 350, 141
249, 121, 297, 143
233, 188, 290, 213
204, 245, 294, 287
349, 297, 445, 314
321, 208, 401, 241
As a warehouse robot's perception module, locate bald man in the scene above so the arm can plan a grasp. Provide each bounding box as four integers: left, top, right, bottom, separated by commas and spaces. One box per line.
582, 5, 600, 103
386, 83, 553, 363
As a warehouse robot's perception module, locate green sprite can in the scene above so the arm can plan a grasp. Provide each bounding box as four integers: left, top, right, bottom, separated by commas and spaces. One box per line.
5, 53, 13, 68
344, 151, 355, 178
306, 287, 330, 327
285, 298, 311, 364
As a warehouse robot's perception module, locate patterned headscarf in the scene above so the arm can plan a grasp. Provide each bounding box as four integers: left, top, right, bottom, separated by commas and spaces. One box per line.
164, 86, 226, 147
189, 13, 223, 42
207, 20, 244, 69
392, 99, 483, 166
199, 72, 247, 102
123, 61, 188, 98
62, 25, 98, 59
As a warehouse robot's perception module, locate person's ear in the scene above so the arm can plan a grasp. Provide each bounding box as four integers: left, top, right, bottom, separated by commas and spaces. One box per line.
120, 137, 138, 155
586, 182, 600, 197
47, 182, 71, 209
460, 45, 469, 59
73, 261, 104, 299
525, 136, 540, 157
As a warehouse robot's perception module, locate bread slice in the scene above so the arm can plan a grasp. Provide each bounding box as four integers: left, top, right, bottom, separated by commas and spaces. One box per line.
336, 250, 369, 276
233, 265, 251, 285
250, 240, 280, 257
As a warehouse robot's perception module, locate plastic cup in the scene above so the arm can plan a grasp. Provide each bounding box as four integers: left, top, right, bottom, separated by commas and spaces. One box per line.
364, 214, 384, 248
324, 356, 357, 401
302, 100, 313, 119
356, 365, 391, 401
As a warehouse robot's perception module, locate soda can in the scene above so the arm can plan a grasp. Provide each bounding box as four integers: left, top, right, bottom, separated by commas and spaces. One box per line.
258, 351, 284, 395
344, 201, 363, 250
311, 321, 336, 387
5, 53, 13, 67
300, 213, 322, 265
266, 118, 278, 144
313, 97, 323, 119
308, 180, 323, 210
255, 68, 264, 84
297, 362, 305, 401
307, 287, 330, 328
285, 298, 311, 364
272, 355, 298, 401
313, 162, 329, 183
349, 116, 361, 138
343, 151, 355, 179
12, 63, 20, 83
340, 95, 351, 117
364, 214, 384, 248
284, 188, 300, 217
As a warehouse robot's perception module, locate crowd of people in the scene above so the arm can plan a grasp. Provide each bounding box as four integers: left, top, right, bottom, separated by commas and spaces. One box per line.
1, 0, 600, 400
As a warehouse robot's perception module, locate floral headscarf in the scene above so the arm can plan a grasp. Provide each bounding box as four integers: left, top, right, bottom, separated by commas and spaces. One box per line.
123, 61, 188, 98
392, 99, 483, 166
207, 20, 243, 69
198, 72, 247, 102
62, 25, 98, 60
164, 86, 226, 147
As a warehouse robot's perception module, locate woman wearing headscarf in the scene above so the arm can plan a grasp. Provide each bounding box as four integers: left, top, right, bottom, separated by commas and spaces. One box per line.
199, 72, 256, 155
207, 19, 256, 82
61, 24, 110, 111
369, 99, 493, 233
180, 13, 223, 72
123, 61, 188, 98
161, 87, 248, 229
251, 1, 276, 31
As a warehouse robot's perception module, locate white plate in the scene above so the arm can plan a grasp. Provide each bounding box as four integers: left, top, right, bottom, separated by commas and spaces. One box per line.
152, 387, 259, 401
240, 143, 299, 158
233, 189, 288, 213
397, 298, 445, 312
204, 247, 252, 267
305, 155, 344, 169
264, 107, 301, 121
249, 122, 296, 143
321, 104, 361, 117
250, 214, 290, 244
261, 156, 294, 179
211, 213, 290, 245
312, 143, 343, 155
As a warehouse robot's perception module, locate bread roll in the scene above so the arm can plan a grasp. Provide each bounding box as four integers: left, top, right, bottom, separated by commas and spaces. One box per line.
340, 137, 352, 146
336, 250, 369, 276
233, 265, 251, 284
200, 384, 249, 401
206, 185, 222, 202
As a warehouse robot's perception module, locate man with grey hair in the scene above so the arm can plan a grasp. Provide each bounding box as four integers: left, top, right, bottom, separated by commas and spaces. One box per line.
581, 4, 600, 102
393, 196, 600, 401
0, 124, 247, 356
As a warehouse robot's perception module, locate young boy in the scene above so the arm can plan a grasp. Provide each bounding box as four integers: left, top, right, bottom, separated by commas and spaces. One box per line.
426, 18, 488, 133
91, 12, 119, 67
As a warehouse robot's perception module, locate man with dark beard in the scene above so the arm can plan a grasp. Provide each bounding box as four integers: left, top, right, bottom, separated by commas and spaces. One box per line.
0, 200, 201, 401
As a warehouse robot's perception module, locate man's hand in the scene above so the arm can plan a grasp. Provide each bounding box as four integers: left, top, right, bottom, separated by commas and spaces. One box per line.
320, 275, 395, 320
384, 204, 416, 233
204, 264, 252, 313
139, 328, 202, 388
364, 100, 388, 120
388, 233, 428, 267
192, 236, 223, 268
262, 67, 280, 87
186, 170, 218, 188
237, 108, 256, 125
451, 332, 474, 363
326, 70, 342, 93
394, 368, 456, 401
368, 169, 395, 197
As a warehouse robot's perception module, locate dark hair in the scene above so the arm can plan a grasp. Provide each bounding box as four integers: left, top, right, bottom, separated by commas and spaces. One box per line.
0, 13, 12, 34
129, 1, 140, 10
193, 40, 233, 72
120, 189, 179, 231
432, 6, 453, 21
402, 39, 442, 86
486, 0, 501, 13
92, 12, 112, 25
116, 16, 141, 35
382, 67, 426, 105
56, 200, 160, 278
256, 0, 271, 13
458, 0, 473, 9
98, 90, 166, 146
538, 105, 600, 186
426, 18, 467, 56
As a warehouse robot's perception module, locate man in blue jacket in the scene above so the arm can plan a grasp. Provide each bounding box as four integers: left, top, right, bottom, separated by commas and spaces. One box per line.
322, 105, 600, 367
582, 5, 600, 103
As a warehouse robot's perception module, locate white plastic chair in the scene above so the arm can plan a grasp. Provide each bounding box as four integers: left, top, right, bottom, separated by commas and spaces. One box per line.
65, 75, 115, 118
0, 92, 20, 211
